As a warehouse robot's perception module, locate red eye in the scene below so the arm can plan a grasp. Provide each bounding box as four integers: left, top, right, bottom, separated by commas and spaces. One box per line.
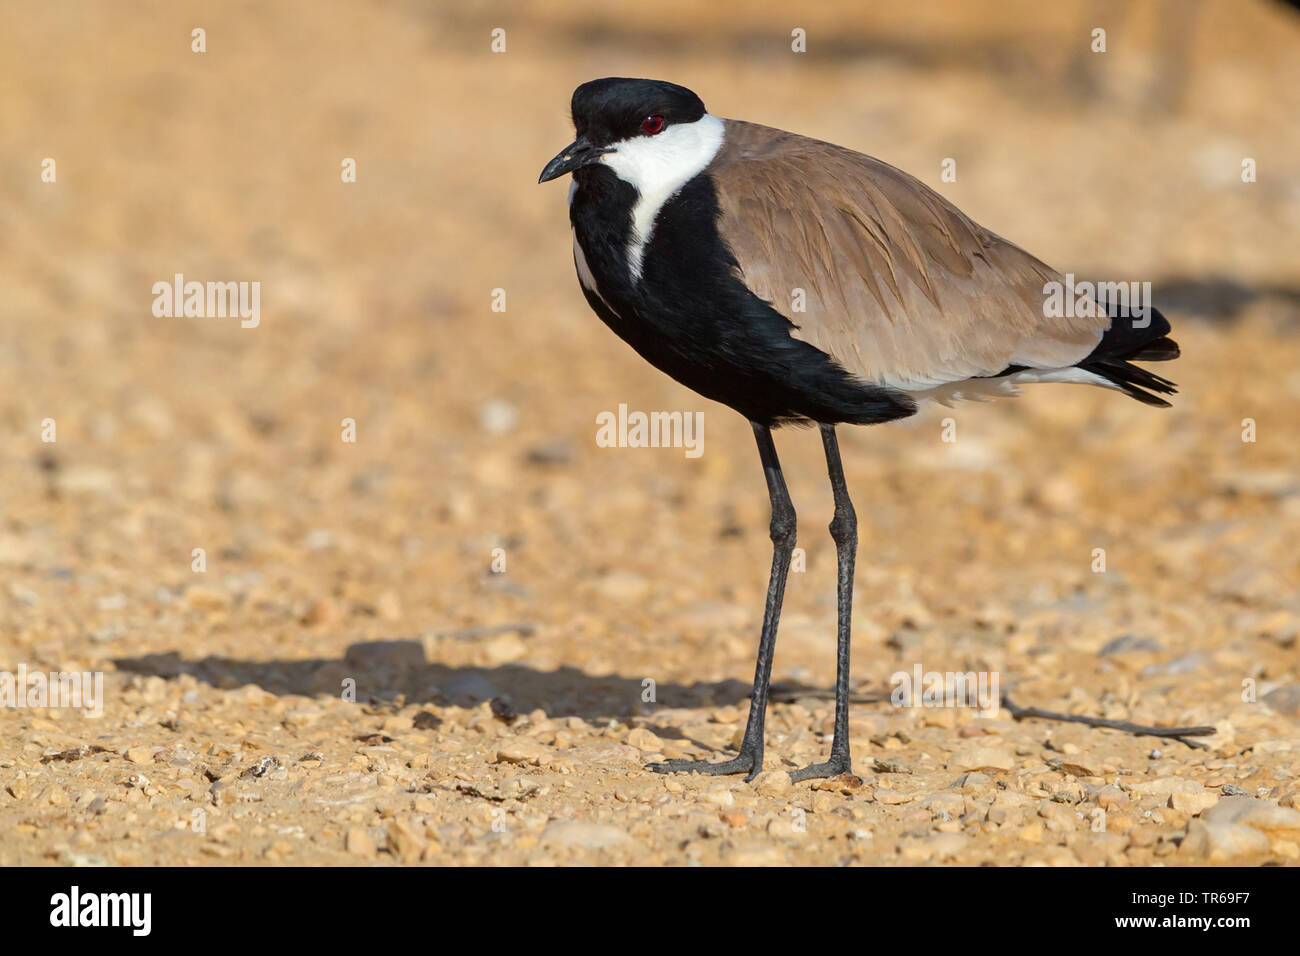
641, 115, 665, 135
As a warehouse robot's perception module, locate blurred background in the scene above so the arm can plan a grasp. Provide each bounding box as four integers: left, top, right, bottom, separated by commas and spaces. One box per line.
1, 0, 1299, 864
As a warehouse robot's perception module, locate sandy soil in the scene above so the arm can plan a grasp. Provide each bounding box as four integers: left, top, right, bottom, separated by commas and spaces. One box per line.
2, 0, 1300, 866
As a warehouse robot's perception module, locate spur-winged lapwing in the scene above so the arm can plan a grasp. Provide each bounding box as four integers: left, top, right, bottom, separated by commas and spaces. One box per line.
539, 77, 1179, 783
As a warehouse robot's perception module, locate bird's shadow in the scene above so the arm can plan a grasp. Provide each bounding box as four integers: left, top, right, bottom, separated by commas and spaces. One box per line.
111, 640, 828, 729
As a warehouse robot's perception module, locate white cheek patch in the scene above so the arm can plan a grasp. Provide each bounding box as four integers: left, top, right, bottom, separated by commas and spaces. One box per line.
600, 113, 725, 281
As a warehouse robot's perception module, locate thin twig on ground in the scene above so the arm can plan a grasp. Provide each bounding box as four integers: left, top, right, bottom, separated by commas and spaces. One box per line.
999, 693, 1217, 749
769, 682, 1218, 749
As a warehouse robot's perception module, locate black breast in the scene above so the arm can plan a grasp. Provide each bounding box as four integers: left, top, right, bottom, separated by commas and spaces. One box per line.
568, 166, 914, 428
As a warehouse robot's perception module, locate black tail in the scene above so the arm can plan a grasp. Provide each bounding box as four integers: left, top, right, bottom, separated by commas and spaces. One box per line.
1076, 302, 1180, 408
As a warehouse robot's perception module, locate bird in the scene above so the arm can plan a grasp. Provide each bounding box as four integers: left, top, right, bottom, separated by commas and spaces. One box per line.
538, 77, 1178, 783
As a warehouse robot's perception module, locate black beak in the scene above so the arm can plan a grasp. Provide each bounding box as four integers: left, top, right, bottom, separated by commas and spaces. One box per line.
538, 136, 609, 184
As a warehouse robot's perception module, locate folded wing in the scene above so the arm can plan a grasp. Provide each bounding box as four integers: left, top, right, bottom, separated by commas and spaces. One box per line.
708, 120, 1110, 391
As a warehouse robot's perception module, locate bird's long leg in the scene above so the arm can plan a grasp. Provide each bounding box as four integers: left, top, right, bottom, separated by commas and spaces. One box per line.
789, 424, 857, 783
647, 421, 795, 782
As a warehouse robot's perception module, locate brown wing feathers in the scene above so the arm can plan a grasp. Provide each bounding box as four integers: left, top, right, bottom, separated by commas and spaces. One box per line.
708, 120, 1109, 391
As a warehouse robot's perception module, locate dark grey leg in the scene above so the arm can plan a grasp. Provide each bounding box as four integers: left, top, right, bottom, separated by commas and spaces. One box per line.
647, 421, 796, 781
789, 424, 857, 783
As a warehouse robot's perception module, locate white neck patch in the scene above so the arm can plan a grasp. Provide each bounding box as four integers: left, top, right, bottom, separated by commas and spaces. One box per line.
599, 113, 725, 281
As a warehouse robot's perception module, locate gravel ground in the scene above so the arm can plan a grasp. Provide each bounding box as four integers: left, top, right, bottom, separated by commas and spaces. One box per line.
3, 1, 1300, 866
